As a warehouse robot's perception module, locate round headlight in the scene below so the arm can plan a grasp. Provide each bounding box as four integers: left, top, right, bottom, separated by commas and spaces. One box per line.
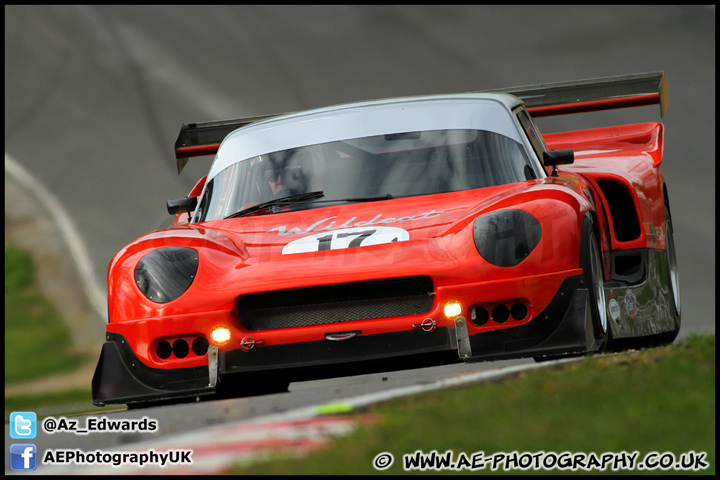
473, 209, 541, 267
134, 247, 199, 303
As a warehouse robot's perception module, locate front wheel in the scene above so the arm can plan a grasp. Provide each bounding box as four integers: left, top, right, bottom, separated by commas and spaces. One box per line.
580, 216, 608, 351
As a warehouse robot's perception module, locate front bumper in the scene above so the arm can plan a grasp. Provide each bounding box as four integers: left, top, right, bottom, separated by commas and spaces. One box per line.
93, 274, 597, 406
462, 273, 600, 361
91, 335, 215, 406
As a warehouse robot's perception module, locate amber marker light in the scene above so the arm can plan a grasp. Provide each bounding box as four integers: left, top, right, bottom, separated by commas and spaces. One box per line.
444, 301, 463, 319
212, 326, 231, 344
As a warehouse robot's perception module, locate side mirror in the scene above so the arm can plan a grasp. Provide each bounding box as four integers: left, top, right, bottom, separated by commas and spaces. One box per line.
167, 196, 198, 215
543, 149, 574, 177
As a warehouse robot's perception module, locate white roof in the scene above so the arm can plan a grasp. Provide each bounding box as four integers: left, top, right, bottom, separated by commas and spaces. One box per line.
207, 93, 524, 181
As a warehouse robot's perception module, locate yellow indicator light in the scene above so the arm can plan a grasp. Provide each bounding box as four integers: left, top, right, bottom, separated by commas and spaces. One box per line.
444, 301, 463, 318
212, 327, 231, 344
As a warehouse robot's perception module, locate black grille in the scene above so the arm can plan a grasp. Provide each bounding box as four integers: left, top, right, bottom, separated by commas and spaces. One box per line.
238, 277, 435, 331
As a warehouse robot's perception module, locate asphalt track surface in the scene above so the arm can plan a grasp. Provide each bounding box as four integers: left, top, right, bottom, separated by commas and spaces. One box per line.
4, 5, 715, 471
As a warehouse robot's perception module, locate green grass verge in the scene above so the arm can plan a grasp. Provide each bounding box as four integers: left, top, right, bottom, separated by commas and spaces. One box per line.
232, 334, 715, 475
5, 243, 87, 384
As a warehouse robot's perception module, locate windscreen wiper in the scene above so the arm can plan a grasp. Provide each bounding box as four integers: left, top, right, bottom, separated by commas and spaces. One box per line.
224, 192, 395, 219
301, 193, 396, 205
224, 191, 325, 219
334, 193, 395, 202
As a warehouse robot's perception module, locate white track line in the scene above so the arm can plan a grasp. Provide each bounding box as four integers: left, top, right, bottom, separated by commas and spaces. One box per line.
5, 153, 108, 322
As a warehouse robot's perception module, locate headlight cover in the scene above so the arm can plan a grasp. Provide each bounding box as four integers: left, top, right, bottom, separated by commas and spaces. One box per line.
473, 209, 542, 267
134, 247, 199, 303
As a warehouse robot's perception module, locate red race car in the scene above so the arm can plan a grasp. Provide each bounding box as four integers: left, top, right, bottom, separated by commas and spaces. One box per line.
92, 71, 680, 407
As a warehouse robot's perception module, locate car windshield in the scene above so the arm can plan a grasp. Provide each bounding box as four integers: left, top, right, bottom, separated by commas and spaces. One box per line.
193, 129, 536, 222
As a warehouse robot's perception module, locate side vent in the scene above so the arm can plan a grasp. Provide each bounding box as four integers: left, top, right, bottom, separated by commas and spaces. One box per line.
597, 180, 641, 242
610, 249, 647, 285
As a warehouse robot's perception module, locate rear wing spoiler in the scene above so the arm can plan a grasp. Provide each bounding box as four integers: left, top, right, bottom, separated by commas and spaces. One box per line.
485, 70, 668, 119
174, 71, 667, 173
174, 113, 287, 173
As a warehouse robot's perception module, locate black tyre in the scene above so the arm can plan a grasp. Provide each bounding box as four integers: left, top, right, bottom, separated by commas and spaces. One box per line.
580, 216, 608, 351
658, 205, 681, 343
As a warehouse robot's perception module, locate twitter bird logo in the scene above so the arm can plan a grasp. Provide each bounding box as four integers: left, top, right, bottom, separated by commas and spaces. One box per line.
10, 412, 37, 439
